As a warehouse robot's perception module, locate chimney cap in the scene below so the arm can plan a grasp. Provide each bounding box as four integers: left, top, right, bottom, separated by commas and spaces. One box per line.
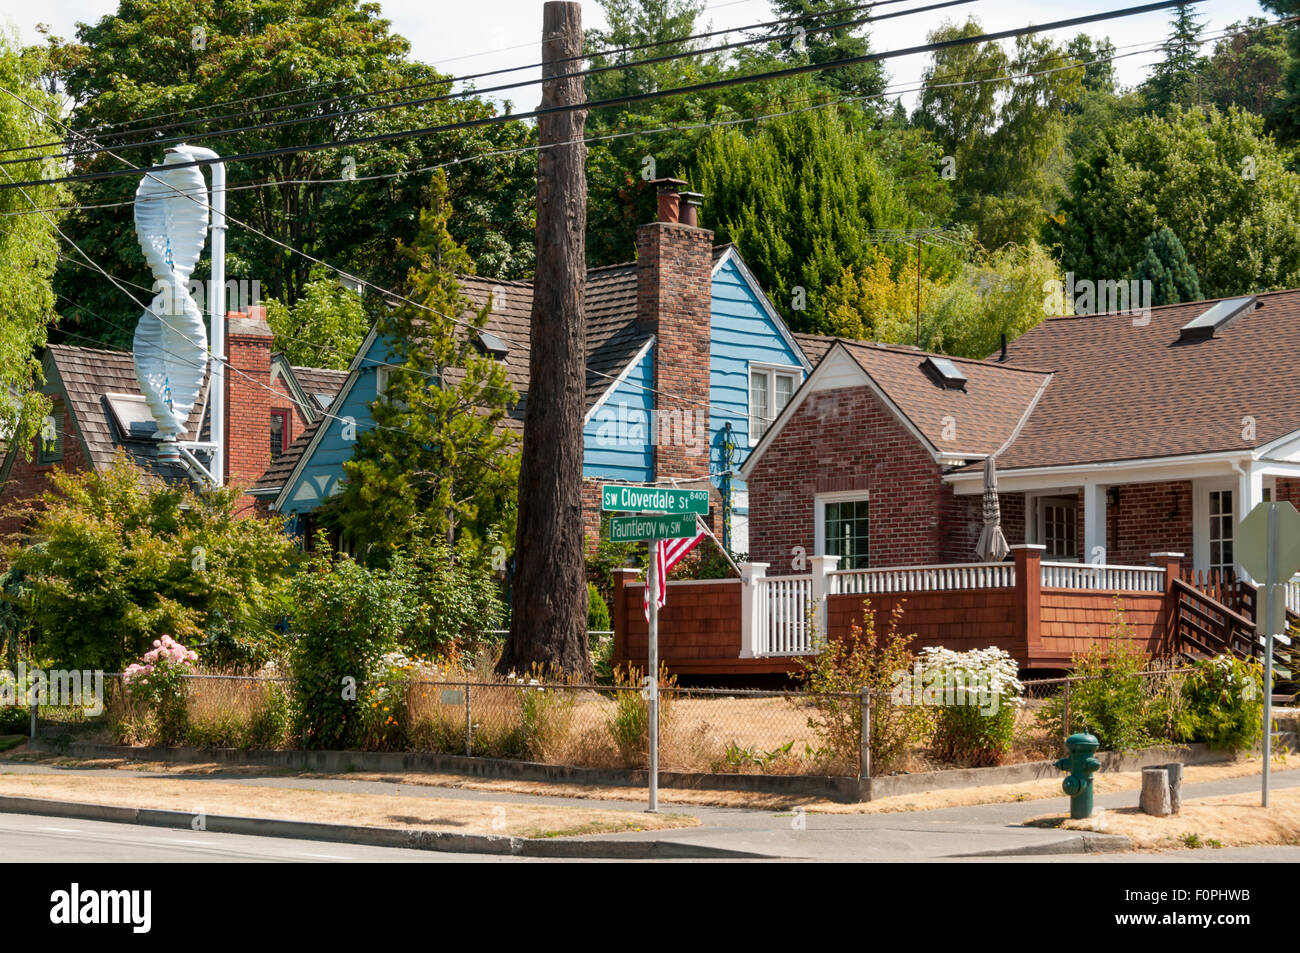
649, 177, 688, 192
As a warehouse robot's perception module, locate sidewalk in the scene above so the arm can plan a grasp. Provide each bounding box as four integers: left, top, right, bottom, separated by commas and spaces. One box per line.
4, 757, 1295, 859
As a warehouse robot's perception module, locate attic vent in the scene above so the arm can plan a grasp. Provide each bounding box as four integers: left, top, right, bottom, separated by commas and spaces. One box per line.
1178, 296, 1257, 341
477, 330, 509, 359
923, 356, 968, 391
104, 393, 159, 441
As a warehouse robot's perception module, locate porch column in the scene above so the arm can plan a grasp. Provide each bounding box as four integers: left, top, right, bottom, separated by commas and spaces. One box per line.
1082, 481, 1107, 564
1012, 544, 1045, 664
611, 567, 640, 668
738, 562, 769, 658
1236, 463, 1264, 581
808, 555, 840, 644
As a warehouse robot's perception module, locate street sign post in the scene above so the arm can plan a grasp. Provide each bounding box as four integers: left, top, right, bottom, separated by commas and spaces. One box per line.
608, 513, 698, 543
603, 490, 704, 813
600, 484, 709, 515
1236, 500, 1300, 807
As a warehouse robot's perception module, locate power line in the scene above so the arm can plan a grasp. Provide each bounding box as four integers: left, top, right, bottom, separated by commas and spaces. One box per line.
6, 14, 1278, 225
0, 0, 1202, 191
6, 0, 971, 168
49, 0, 835, 146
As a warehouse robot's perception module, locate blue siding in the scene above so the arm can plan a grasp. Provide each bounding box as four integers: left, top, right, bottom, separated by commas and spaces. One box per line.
279, 254, 805, 532
280, 333, 390, 515
709, 256, 806, 511
583, 344, 654, 481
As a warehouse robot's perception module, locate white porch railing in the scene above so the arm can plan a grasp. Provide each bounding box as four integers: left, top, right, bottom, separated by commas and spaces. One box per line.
755, 574, 814, 656
1040, 562, 1165, 592
1287, 575, 1300, 615
830, 561, 1015, 595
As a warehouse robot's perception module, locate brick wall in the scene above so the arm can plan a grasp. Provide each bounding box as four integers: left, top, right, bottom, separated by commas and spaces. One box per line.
747, 384, 965, 573
636, 220, 713, 482
224, 309, 274, 510
0, 400, 88, 538
1105, 480, 1193, 570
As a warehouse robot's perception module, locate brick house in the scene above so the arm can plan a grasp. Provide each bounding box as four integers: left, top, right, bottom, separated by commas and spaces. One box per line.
0, 306, 346, 534
255, 181, 810, 551
612, 292, 1298, 676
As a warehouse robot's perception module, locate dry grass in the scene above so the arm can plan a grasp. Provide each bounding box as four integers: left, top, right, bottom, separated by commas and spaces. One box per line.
1030, 785, 1300, 851
0, 769, 696, 838
3, 745, 1292, 815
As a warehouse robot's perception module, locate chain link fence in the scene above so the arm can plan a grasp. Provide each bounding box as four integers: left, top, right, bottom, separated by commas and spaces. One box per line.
12, 664, 1231, 783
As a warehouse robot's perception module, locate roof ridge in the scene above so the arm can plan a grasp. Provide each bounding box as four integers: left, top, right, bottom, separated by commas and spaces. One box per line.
832, 337, 1053, 375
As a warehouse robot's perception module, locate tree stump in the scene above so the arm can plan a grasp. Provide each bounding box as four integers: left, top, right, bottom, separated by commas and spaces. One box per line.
1140, 766, 1172, 816
1164, 762, 1183, 815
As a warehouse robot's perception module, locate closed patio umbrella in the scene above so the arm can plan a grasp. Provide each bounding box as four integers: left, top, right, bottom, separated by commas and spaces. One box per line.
975, 454, 1010, 562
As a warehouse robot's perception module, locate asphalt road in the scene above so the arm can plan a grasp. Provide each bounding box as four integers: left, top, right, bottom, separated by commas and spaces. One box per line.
0, 812, 519, 863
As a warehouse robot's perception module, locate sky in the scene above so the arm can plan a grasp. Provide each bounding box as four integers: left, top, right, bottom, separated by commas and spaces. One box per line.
0, 0, 1276, 113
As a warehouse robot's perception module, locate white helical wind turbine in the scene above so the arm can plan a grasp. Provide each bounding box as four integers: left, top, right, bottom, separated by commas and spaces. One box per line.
132, 145, 225, 477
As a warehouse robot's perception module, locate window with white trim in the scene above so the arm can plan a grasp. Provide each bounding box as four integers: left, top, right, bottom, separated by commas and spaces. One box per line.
749, 366, 796, 445
1037, 496, 1078, 561
822, 496, 870, 570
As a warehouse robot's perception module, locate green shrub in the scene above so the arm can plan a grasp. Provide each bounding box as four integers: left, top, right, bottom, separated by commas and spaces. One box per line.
587, 583, 611, 631
289, 543, 414, 750
796, 604, 929, 775
9, 453, 296, 672
0, 703, 28, 735
917, 647, 1022, 767
606, 664, 675, 767
1175, 655, 1265, 751
1039, 608, 1153, 750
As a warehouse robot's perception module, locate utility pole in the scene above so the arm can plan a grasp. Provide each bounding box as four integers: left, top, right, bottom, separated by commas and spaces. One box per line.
498, 1, 591, 677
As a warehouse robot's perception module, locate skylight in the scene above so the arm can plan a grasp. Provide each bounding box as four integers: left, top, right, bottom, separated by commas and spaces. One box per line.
1178, 296, 1256, 341
104, 393, 159, 441
923, 356, 968, 390
477, 330, 509, 359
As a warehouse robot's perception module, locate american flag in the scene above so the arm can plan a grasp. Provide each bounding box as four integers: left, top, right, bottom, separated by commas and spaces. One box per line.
643, 525, 706, 621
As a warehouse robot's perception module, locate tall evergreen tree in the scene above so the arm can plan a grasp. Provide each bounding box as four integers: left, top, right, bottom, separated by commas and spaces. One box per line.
323, 175, 518, 566
1144, 4, 1208, 113
766, 0, 887, 100
1132, 227, 1203, 305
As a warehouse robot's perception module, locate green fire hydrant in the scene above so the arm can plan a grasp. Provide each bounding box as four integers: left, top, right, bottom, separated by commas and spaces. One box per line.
1055, 732, 1101, 819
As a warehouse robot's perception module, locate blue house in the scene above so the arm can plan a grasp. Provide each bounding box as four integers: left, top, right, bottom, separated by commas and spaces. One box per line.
252, 184, 810, 553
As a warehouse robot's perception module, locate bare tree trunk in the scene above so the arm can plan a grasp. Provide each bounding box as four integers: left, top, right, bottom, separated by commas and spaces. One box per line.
498, 1, 590, 678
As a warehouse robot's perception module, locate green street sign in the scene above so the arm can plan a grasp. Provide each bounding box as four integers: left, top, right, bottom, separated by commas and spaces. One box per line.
601, 484, 709, 515
608, 513, 698, 542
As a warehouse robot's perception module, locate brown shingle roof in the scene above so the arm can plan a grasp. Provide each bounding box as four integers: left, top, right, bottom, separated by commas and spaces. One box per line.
253, 264, 652, 493
992, 290, 1300, 470
289, 365, 348, 411
46, 344, 208, 482
833, 340, 1051, 456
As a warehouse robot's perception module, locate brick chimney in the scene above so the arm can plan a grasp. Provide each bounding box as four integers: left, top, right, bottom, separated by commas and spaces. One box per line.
223, 305, 274, 494
637, 179, 713, 481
